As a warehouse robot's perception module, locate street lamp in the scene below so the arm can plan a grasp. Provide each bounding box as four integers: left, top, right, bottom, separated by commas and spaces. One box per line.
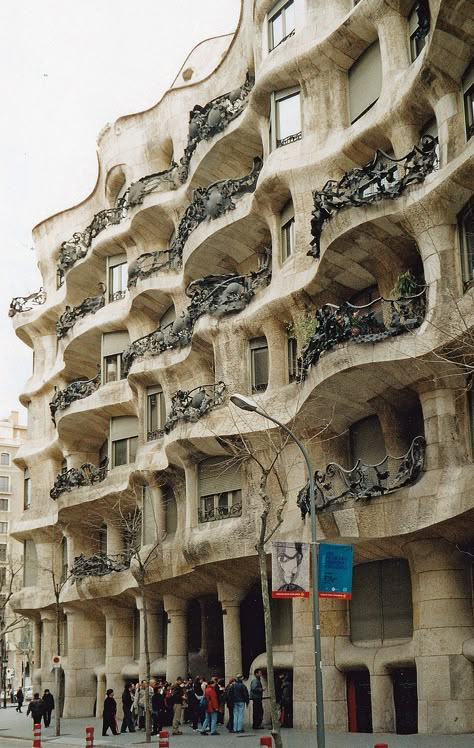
230, 394, 326, 748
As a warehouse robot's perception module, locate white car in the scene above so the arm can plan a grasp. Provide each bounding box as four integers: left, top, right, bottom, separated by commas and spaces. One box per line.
25, 687, 33, 701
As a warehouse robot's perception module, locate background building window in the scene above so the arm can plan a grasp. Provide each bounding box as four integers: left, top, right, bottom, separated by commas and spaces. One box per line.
24, 469, 31, 509
250, 336, 269, 392
0, 543, 6, 561
198, 457, 242, 523
350, 559, 413, 642
458, 197, 474, 286
107, 254, 128, 302
0, 499, 8, 511
0, 567, 6, 587
0, 453, 10, 466
271, 88, 301, 149
348, 41, 382, 123
102, 331, 130, 384
0, 477, 9, 493
0, 522, 8, 534
268, 0, 295, 51
463, 63, 474, 141
147, 386, 166, 440
110, 416, 138, 468
280, 200, 295, 261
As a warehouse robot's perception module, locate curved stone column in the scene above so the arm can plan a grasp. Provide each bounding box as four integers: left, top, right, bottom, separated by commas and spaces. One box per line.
102, 603, 134, 717
163, 595, 188, 682
217, 582, 244, 680
62, 607, 105, 718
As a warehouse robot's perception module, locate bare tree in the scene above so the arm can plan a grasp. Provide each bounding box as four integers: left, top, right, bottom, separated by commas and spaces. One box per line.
0, 559, 28, 709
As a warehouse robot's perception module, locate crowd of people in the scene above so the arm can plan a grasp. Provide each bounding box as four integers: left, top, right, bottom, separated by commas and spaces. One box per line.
103, 669, 293, 737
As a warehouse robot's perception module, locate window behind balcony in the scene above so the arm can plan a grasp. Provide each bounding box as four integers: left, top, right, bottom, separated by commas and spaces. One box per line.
287, 337, 298, 382
408, 4, 427, 61
24, 469, 31, 509
107, 254, 128, 302
280, 200, 295, 262
348, 41, 382, 123
463, 62, 474, 142
198, 457, 242, 523
147, 386, 167, 440
268, 0, 295, 51
350, 415, 386, 465
102, 331, 130, 384
110, 416, 138, 467
250, 336, 269, 392
270, 88, 301, 150
350, 559, 413, 642
458, 196, 474, 286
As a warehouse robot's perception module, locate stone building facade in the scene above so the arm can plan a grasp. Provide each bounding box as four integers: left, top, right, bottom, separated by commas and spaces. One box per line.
8, 0, 474, 736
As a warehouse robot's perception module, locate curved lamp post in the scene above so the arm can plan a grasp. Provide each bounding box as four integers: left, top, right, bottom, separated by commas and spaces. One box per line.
230, 394, 325, 748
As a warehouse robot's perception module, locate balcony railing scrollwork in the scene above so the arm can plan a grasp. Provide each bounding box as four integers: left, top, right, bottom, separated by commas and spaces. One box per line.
49, 368, 101, 425
70, 550, 131, 581
50, 458, 109, 500
309, 136, 438, 257
56, 284, 106, 339
297, 288, 426, 380
198, 502, 242, 524
127, 250, 174, 288
149, 382, 226, 441
123, 316, 194, 375
9, 288, 47, 317
297, 436, 426, 515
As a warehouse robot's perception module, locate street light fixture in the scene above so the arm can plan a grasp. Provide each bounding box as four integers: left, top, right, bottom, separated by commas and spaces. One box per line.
230, 394, 326, 748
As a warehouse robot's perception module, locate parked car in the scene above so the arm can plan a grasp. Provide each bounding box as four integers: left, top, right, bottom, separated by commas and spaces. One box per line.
25, 687, 33, 700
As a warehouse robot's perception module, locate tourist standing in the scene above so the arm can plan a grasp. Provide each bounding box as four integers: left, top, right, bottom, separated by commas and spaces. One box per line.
15, 687, 24, 713
102, 689, 118, 736
42, 689, 55, 727
250, 669, 264, 729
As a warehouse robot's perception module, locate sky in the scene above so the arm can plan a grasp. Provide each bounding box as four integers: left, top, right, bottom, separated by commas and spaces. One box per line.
0, 0, 241, 423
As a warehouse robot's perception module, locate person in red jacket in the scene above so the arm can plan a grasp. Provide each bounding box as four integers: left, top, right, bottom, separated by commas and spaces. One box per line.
200, 677, 220, 736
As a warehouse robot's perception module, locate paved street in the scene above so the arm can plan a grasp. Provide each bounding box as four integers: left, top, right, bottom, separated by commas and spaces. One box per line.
0, 707, 473, 748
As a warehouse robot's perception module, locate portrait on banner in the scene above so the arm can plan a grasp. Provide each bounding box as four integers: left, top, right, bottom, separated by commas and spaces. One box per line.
271, 541, 310, 598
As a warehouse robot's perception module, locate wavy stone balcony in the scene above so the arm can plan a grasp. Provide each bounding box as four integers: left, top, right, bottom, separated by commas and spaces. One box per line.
50, 458, 109, 500
297, 436, 426, 515
49, 369, 101, 425
124, 252, 271, 373
9, 288, 47, 317
56, 286, 106, 339
309, 136, 439, 257
70, 551, 131, 581
148, 382, 226, 441
297, 285, 426, 380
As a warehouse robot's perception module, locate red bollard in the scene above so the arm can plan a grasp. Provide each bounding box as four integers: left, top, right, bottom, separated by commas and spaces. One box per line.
260, 737, 272, 748
159, 730, 170, 748
374, 744, 389, 747
33, 722, 42, 748
85, 725, 94, 748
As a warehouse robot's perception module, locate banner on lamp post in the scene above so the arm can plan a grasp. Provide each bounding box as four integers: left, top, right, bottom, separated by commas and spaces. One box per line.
271, 541, 310, 598
318, 542, 354, 599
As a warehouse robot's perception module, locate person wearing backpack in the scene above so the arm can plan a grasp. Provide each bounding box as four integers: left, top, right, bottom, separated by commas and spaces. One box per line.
228, 675, 249, 733
26, 693, 44, 724
200, 677, 220, 735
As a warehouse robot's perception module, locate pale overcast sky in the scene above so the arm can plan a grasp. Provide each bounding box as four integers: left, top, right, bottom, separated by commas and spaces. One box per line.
0, 0, 241, 423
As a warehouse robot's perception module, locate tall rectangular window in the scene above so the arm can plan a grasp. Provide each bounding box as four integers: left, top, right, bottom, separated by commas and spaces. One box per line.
102, 331, 130, 385
0, 477, 9, 493
348, 41, 382, 123
408, 4, 427, 62
0, 499, 8, 511
463, 63, 474, 141
0, 568, 6, 587
110, 416, 139, 468
458, 197, 474, 287
0, 545, 6, 562
198, 457, 242, 523
0, 523, 8, 534
288, 337, 298, 382
147, 386, 167, 440
268, 0, 295, 51
0, 453, 10, 466
271, 88, 301, 149
24, 470, 31, 510
107, 254, 128, 302
280, 200, 295, 262
250, 337, 269, 393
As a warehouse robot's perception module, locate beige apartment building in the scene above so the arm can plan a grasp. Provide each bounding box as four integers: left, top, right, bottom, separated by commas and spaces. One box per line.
8, 0, 474, 736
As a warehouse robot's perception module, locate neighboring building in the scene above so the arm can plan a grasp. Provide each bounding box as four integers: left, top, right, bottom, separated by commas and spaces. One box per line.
0, 411, 29, 693
8, 0, 474, 736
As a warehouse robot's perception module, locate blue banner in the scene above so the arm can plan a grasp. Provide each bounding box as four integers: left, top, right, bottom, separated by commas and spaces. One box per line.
318, 543, 353, 599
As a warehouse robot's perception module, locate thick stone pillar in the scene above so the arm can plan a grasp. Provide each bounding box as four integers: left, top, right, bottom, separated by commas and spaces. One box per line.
419, 386, 466, 470
217, 582, 244, 680
371, 673, 395, 733
405, 539, 474, 734
62, 607, 105, 717
40, 610, 56, 694
103, 604, 134, 716
163, 595, 187, 681
136, 598, 163, 679
32, 619, 42, 689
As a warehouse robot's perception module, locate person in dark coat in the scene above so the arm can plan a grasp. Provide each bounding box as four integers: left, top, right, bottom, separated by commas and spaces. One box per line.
249, 669, 264, 729
120, 683, 135, 733
42, 689, 55, 727
278, 672, 293, 727
102, 689, 118, 736
15, 687, 24, 713
26, 694, 44, 723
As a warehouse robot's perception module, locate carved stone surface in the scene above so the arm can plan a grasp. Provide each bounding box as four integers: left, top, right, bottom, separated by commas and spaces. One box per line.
297, 288, 426, 380
297, 436, 426, 516
49, 368, 101, 425
9, 288, 47, 317
149, 382, 226, 440
56, 285, 105, 338
198, 502, 242, 524
70, 550, 131, 580
50, 458, 109, 500
309, 136, 438, 257
177, 72, 254, 182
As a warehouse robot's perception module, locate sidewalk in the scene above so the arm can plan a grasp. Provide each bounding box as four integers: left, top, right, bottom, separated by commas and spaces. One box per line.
0, 707, 472, 748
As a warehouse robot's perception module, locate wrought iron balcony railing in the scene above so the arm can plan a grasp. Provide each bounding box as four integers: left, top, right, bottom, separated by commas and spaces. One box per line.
122, 317, 194, 375
277, 131, 302, 148
297, 288, 426, 380
49, 368, 101, 425
50, 458, 109, 500
127, 250, 175, 288
297, 436, 426, 515
148, 382, 226, 441
70, 550, 131, 581
56, 285, 105, 339
309, 136, 438, 257
9, 288, 47, 317
198, 502, 242, 524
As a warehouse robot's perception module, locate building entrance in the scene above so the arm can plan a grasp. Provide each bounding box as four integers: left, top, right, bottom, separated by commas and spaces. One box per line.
392, 667, 417, 734
346, 670, 372, 733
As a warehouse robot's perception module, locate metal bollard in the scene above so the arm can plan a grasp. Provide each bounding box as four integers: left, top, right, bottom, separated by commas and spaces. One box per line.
260, 737, 272, 748
159, 729, 170, 748
85, 725, 94, 748
33, 722, 42, 748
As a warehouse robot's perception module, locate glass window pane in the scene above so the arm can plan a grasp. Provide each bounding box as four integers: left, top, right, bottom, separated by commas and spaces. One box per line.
113, 438, 128, 467
0, 477, 9, 492
276, 93, 301, 142
129, 437, 138, 463
0, 453, 9, 466
104, 355, 119, 383
284, 2, 295, 35
252, 346, 269, 392
270, 12, 283, 48
281, 218, 295, 260
0, 499, 8, 511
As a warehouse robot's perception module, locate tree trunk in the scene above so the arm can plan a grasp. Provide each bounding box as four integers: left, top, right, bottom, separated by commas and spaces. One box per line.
139, 567, 152, 743
55, 594, 62, 736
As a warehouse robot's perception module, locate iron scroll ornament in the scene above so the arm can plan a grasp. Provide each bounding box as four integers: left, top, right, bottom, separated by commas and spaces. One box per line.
50, 458, 109, 500
70, 551, 131, 581
9, 288, 46, 317
49, 368, 101, 425
148, 382, 227, 441
56, 284, 106, 339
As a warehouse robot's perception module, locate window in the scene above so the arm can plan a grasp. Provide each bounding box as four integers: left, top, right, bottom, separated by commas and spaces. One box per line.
0, 567, 6, 587
110, 416, 138, 468
271, 88, 302, 149
147, 386, 167, 440
288, 337, 298, 382
23, 540, 37, 586
24, 469, 31, 510
458, 197, 474, 287
350, 285, 383, 326
348, 41, 382, 123
280, 200, 295, 262
0, 522, 8, 534
198, 457, 242, 523
350, 415, 386, 465
0, 477, 9, 493
0, 499, 8, 511
102, 331, 129, 384
0, 453, 10, 466
250, 336, 269, 393
408, 4, 426, 61
107, 254, 128, 302
0, 544, 6, 562
268, 0, 295, 51
463, 63, 474, 141
350, 559, 413, 642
